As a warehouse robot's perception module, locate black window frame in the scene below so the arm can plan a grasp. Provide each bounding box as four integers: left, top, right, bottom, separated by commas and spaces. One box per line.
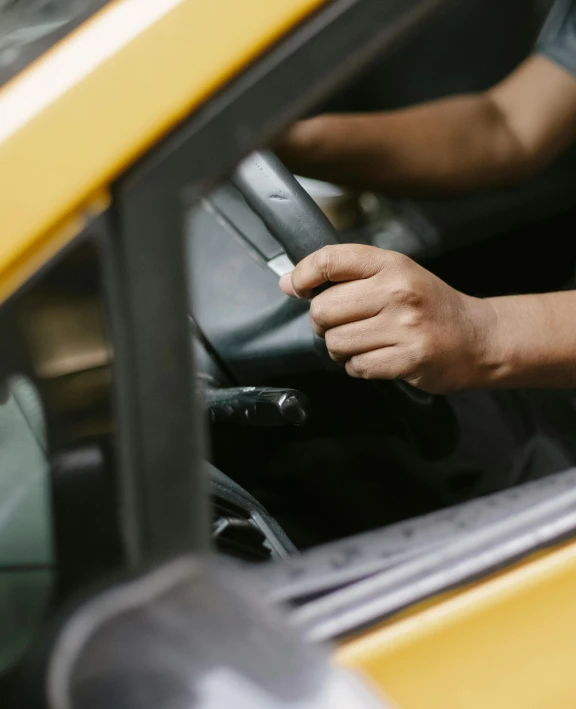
107, 0, 450, 566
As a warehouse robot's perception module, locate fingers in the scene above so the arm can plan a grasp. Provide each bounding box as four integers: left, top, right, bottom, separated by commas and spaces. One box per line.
324, 316, 396, 363
275, 241, 474, 392
274, 115, 333, 171
307, 260, 420, 337
308, 280, 385, 336
275, 118, 323, 156
279, 273, 297, 297
345, 346, 420, 383
289, 244, 402, 299
276, 243, 435, 386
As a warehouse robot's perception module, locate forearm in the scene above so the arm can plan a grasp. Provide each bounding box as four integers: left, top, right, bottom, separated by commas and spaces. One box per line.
479, 291, 576, 388
277, 93, 532, 196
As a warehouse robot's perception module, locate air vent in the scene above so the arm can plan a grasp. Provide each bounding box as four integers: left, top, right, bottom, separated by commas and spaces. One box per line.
212, 498, 272, 562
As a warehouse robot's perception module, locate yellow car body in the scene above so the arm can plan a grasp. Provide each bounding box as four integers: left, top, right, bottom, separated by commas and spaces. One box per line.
1, 1, 576, 707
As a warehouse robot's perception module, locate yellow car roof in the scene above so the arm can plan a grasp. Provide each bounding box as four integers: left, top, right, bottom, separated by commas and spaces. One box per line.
0, 0, 325, 302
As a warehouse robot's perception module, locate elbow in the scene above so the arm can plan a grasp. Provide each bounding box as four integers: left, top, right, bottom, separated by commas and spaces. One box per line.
483, 91, 556, 185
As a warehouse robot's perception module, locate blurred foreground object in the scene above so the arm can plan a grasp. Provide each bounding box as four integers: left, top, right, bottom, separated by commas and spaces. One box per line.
47, 558, 387, 709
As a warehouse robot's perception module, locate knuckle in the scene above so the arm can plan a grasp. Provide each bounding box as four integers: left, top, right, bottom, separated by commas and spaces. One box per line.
387, 276, 418, 301
398, 357, 420, 381
325, 330, 347, 358
399, 306, 424, 329
400, 340, 431, 378
410, 337, 429, 365
324, 329, 338, 353
290, 265, 306, 293
348, 355, 370, 379
375, 249, 414, 278
393, 360, 420, 385
385, 274, 409, 297
403, 290, 424, 309
314, 245, 340, 279
309, 298, 329, 328
384, 249, 410, 269
341, 243, 367, 258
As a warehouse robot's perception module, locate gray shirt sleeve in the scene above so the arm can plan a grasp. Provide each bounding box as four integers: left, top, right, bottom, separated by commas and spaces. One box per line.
536, 0, 576, 76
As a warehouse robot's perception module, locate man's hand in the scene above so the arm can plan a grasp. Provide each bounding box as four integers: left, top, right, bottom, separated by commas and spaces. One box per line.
279, 244, 499, 394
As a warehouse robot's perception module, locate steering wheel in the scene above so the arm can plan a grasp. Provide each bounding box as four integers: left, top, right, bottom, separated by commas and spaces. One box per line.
232, 151, 459, 460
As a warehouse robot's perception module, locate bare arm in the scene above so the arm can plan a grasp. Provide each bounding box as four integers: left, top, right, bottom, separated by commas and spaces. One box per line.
486, 291, 576, 389
277, 56, 576, 195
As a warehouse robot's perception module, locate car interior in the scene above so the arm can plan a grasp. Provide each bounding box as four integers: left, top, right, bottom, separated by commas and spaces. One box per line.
4, 0, 576, 700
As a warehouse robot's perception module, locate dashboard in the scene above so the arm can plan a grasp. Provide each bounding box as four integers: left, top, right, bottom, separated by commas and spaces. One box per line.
187, 184, 321, 386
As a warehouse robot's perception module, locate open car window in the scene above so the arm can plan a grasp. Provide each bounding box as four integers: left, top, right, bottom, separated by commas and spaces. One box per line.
0, 230, 122, 675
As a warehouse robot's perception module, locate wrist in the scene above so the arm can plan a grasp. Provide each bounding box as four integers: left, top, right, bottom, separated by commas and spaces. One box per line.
462, 295, 508, 389
467, 294, 562, 389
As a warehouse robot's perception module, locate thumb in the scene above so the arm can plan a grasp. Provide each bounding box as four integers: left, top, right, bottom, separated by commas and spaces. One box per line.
279, 272, 298, 297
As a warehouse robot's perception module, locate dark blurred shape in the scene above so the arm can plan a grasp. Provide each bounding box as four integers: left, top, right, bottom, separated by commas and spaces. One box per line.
328, 0, 552, 110
205, 386, 310, 427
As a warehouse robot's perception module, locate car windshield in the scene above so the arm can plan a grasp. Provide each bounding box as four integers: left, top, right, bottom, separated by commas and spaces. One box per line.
0, 0, 109, 87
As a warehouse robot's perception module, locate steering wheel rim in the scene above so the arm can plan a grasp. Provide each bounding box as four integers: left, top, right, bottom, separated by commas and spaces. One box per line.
232, 150, 459, 460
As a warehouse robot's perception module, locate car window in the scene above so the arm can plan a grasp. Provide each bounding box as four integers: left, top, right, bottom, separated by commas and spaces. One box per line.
0, 373, 51, 675
0, 0, 110, 87
0, 233, 120, 677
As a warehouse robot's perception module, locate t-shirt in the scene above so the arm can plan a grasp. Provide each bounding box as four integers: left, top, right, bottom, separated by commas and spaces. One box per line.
536, 0, 576, 75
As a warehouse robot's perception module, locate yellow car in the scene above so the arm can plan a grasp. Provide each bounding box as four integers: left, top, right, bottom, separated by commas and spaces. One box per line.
1, 1, 576, 707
